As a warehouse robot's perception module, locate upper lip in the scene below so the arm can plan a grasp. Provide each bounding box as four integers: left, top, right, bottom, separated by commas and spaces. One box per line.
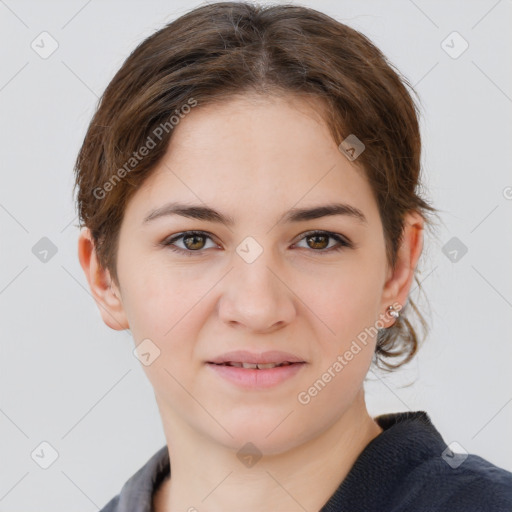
207, 350, 305, 365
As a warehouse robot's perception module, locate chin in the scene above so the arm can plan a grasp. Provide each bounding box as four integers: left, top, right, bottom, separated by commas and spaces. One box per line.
207, 413, 311, 456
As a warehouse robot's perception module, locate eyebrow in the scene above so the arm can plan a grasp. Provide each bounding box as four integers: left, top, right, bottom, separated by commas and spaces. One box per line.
142, 201, 368, 226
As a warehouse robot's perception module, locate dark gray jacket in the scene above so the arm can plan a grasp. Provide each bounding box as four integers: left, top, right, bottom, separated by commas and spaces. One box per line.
100, 411, 512, 511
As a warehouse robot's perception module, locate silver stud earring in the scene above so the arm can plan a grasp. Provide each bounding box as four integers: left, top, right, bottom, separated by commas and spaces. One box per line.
387, 305, 400, 319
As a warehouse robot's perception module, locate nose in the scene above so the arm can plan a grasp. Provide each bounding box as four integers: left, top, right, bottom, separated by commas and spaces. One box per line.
217, 248, 296, 334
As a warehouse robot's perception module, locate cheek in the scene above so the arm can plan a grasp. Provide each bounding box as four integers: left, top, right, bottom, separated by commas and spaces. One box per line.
300, 267, 382, 406
304, 289, 379, 411
120, 268, 205, 395
119, 254, 208, 340
295, 325, 375, 440
118, 261, 217, 391
302, 261, 383, 347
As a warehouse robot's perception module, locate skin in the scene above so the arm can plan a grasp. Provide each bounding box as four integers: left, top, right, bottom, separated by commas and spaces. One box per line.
78, 93, 424, 512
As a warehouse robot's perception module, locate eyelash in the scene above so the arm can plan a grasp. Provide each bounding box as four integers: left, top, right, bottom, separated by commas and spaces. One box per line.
161, 230, 353, 257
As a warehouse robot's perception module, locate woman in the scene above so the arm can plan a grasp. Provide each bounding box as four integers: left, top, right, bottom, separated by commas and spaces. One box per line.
74, 2, 512, 511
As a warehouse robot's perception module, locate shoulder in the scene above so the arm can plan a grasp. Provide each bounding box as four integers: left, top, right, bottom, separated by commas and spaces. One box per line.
335, 411, 512, 512
98, 494, 120, 512
97, 445, 170, 512
397, 452, 512, 512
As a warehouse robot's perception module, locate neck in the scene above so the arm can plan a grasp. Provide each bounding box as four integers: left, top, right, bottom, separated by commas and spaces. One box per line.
154, 389, 383, 512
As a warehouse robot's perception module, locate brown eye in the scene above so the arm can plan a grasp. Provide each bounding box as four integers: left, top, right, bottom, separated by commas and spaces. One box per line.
182, 233, 206, 250
295, 230, 352, 254
306, 233, 329, 250
162, 231, 217, 256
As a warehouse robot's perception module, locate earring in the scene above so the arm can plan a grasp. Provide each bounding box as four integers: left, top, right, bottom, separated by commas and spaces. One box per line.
387, 305, 400, 319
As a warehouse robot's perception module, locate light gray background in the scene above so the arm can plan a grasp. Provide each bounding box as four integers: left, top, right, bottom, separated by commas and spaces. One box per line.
1, 0, 511, 510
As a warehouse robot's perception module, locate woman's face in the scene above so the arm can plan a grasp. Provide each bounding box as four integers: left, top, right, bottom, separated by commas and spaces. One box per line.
95, 94, 413, 453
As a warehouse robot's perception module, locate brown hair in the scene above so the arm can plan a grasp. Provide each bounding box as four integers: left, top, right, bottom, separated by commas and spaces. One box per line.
73, 1, 439, 371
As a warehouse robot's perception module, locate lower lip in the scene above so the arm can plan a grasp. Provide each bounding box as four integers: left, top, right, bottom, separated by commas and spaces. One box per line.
206, 362, 306, 389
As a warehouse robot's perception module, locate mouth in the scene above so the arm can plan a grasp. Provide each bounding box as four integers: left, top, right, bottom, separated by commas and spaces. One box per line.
206, 353, 306, 389
208, 361, 299, 369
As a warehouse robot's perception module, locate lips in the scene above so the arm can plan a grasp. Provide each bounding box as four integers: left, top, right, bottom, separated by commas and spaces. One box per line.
206, 351, 306, 389
207, 350, 305, 367
213, 361, 295, 369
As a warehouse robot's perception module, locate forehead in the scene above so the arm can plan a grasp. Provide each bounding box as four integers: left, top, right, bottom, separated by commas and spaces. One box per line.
168, 92, 333, 161
122, 93, 380, 229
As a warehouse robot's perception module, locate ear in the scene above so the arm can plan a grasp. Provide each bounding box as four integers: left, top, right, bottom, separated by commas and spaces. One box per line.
77, 227, 129, 331
380, 210, 424, 327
